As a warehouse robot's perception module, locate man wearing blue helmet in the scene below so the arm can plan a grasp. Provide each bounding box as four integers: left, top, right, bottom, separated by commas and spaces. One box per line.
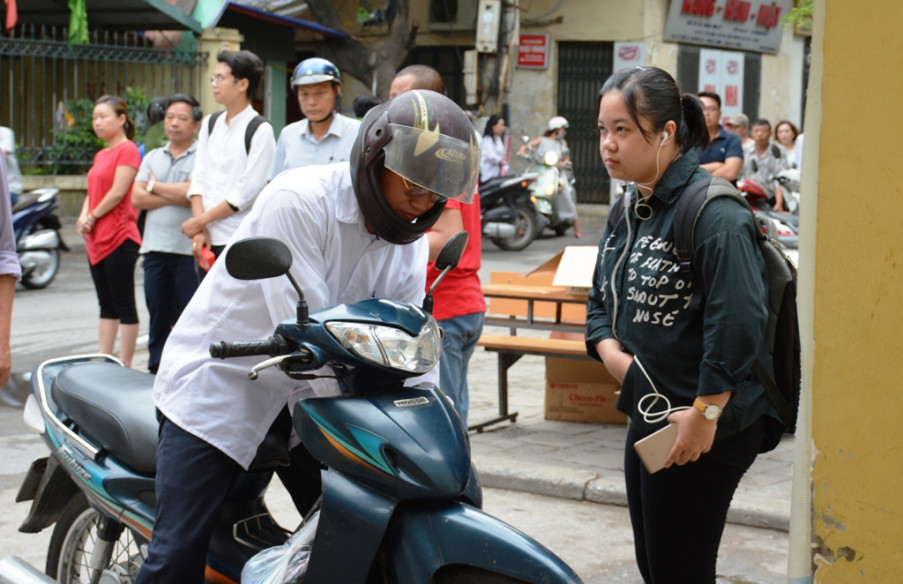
269, 57, 361, 178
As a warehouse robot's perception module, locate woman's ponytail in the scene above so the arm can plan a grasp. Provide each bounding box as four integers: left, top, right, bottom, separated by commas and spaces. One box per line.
678, 93, 709, 153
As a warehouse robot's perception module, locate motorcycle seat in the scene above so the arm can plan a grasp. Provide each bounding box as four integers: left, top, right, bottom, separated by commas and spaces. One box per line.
51, 362, 159, 474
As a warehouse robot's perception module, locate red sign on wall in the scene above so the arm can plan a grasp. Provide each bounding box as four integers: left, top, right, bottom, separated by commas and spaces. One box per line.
517, 33, 549, 69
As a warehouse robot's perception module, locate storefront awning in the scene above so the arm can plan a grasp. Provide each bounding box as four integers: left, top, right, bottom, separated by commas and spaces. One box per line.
209, 2, 348, 39
16, 0, 203, 33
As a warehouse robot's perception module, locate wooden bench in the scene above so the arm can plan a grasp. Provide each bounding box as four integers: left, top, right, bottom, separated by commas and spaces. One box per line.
471, 333, 592, 432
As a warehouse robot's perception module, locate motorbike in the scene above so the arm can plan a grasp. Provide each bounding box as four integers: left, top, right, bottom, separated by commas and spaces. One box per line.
736, 178, 799, 250
522, 149, 577, 237
12, 187, 67, 289
5, 233, 582, 584
479, 173, 541, 251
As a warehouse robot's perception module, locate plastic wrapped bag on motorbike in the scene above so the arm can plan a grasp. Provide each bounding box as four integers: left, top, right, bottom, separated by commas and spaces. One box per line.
241, 511, 320, 584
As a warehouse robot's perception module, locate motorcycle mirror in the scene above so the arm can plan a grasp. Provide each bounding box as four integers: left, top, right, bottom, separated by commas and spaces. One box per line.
225, 237, 293, 280
225, 237, 310, 324
423, 231, 469, 314
543, 151, 559, 166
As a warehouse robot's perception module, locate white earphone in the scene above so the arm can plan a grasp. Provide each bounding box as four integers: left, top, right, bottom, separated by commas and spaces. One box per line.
662, 131, 669, 144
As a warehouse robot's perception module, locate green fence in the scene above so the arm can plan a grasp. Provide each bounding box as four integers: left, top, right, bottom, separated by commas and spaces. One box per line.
0, 25, 207, 174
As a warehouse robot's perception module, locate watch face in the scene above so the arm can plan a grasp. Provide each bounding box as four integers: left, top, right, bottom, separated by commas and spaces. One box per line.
703, 406, 720, 420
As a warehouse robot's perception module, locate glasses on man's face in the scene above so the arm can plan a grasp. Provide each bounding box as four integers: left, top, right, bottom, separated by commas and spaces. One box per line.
400, 175, 447, 203
210, 74, 235, 86
702, 105, 720, 113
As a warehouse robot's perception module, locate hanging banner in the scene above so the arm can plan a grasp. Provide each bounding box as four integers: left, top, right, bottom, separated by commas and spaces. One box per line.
613, 42, 646, 72
664, 0, 793, 54
699, 48, 745, 123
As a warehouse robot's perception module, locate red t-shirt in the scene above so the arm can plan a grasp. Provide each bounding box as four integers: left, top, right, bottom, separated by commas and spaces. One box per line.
85, 141, 142, 265
425, 193, 486, 320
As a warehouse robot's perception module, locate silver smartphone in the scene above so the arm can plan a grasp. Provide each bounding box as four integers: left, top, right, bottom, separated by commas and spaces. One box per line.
633, 423, 678, 474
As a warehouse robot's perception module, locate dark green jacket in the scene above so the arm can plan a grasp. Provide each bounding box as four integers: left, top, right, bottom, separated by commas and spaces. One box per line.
586, 150, 776, 439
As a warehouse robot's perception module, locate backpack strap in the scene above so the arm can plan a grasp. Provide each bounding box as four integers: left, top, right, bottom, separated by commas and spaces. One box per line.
672, 178, 716, 311
244, 114, 266, 155
207, 111, 266, 155
207, 110, 224, 138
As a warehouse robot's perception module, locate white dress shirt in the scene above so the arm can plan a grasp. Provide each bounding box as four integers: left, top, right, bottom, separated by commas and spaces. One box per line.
480, 134, 507, 181
187, 105, 276, 246
269, 113, 361, 179
154, 162, 432, 469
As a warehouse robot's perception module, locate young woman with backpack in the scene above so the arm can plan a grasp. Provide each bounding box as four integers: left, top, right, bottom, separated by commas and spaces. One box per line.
585, 66, 785, 583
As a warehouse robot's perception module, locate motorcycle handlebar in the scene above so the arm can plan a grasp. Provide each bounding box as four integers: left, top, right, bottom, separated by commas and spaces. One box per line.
209, 335, 291, 359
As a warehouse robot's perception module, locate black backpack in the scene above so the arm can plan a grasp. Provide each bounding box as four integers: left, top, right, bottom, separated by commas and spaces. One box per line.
606, 177, 802, 432
207, 110, 266, 154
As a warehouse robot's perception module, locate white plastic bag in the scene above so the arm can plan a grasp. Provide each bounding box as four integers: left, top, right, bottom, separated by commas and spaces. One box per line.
241, 510, 320, 584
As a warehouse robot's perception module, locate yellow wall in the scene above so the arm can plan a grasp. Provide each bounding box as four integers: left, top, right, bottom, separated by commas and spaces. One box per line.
810, 1, 903, 580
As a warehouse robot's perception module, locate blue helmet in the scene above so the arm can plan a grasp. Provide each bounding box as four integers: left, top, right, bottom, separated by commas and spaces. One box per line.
290, 57, 342, 89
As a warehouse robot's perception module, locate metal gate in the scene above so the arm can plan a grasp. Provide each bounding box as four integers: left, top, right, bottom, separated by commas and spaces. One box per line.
0, 25, 207, 174
557, 41, 613, 204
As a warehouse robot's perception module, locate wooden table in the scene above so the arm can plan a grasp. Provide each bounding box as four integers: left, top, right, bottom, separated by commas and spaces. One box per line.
473, 284, 591, 432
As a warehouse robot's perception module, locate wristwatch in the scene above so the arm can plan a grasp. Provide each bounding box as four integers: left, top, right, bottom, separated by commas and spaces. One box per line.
693, 398, 723, 421
147, 178, 156, 193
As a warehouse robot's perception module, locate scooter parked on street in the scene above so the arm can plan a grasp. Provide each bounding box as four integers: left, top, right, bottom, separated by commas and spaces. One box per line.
4, 234, 582, 584
480, 173, 541, 251
12, 187, 67, 289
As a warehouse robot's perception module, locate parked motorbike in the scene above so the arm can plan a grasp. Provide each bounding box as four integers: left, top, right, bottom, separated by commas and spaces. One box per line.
736, 178, 799, 250
12, 187, 67, 289
5, 234, 582, 584
526, 149, 579, 237
480, 173, 541, 251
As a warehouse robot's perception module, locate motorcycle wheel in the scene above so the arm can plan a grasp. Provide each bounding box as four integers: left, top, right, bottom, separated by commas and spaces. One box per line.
490, 202, 538, 251
21, 248, 60, 289
46, 493, 147, 584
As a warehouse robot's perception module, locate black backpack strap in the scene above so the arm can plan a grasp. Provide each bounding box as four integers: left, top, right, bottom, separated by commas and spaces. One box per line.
672, 178, 713, 311
244, 114, 266, 155
207, 110, 224, 138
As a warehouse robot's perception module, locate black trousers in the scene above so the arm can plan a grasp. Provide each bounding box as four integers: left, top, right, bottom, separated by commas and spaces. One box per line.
624, 418, 769, 584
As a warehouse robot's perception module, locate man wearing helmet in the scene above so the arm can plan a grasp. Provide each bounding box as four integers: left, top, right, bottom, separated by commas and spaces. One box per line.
269, 57, 361, 178
136, 89, 481, 584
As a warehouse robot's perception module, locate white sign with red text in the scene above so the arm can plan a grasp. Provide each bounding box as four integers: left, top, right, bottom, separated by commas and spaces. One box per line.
664, 0, 792, 54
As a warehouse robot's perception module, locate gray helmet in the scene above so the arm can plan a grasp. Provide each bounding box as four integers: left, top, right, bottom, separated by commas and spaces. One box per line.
290, 57, 342, 89
350, 90, 481, 245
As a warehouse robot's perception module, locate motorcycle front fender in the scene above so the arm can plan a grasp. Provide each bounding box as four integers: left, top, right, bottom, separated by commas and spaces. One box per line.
19, 229, 61, 252
385, 501, 583, 584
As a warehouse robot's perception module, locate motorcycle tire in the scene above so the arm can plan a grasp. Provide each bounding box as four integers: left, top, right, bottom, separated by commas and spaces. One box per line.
21, 248, 61, 290
490, 202, 538, 251
46, 493, 147, 583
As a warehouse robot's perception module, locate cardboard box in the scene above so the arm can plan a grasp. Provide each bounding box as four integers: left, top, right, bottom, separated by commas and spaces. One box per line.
544, 353, 627, 424
487, 245, 597, 321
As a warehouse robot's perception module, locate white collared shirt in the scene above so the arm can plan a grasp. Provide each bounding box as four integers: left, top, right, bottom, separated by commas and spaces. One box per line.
154, 162, 432, 469
187, 105, 276, 245
269, 113, 361, 179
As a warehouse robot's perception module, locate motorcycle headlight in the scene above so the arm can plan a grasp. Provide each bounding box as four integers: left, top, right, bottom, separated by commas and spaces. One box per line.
534, 198, 553, 214
326, 319, 441, 374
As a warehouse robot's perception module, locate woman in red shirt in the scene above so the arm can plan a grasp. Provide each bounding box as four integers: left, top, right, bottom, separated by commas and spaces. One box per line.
77, 95, 142, 367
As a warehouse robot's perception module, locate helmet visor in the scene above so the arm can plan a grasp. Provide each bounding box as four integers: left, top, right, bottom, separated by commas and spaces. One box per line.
383, 123, 480, 203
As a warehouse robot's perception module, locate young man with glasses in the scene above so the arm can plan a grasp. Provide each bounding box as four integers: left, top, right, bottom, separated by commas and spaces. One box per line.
697, 91, 743, 183
181, 50, 276, 262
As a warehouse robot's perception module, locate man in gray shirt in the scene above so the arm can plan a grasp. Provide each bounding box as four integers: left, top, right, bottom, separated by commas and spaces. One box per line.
132, 94, 202, 374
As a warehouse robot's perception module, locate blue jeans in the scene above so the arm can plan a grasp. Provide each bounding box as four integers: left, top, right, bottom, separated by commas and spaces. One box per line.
143, 253, 200, 373
438, 312, 484, 426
